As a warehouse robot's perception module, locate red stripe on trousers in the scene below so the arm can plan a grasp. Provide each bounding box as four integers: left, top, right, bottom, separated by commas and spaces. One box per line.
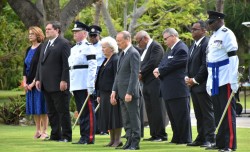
227, 84, 234, 149
88, 97, 94, 143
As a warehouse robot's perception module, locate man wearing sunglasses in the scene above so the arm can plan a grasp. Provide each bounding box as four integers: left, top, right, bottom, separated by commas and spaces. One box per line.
206, 11, 239, 152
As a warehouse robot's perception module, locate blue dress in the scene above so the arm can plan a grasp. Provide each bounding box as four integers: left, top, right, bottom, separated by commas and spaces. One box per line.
25, 48, 47, 115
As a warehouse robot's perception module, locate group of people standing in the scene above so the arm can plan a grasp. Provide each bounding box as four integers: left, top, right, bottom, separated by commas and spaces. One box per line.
23, 10, 239, 152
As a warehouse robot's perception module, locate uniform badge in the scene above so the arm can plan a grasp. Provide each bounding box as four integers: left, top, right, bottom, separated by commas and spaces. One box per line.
222, 28, 228, 32
91, 28, 95, 32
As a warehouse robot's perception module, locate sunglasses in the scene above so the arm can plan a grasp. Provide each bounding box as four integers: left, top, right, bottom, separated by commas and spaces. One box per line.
207, 19, 217, 25
89, 34, 98, 37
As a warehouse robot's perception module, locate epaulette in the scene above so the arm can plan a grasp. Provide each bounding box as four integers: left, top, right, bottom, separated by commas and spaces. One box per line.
85, 42, 93, 45
222, 28, 228, 32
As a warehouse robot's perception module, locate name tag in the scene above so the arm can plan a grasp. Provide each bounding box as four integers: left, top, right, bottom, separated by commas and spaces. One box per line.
168, 56, 173, 59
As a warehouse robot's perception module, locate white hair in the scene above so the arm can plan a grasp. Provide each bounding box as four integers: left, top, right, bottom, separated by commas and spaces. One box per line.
100, 36, 118, 53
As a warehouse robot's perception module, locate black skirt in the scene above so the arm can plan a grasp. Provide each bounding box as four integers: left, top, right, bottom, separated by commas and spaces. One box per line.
98, 90, 123, 130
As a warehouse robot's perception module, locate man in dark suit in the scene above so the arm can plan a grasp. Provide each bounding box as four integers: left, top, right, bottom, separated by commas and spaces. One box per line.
153, 28, 192, 144
35, 21, 72, 142
134, 30, 167, 142
111, 31, 141, 150
185, 20, 215, 147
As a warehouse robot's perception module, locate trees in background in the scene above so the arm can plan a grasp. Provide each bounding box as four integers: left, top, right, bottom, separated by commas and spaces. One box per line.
1, 0, 250, 89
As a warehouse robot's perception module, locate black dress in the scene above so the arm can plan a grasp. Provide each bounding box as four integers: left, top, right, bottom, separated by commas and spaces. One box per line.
96, 54, 122, 130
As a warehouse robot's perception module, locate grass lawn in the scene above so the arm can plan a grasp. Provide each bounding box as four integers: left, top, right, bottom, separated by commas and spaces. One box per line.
0, 124, 249, 152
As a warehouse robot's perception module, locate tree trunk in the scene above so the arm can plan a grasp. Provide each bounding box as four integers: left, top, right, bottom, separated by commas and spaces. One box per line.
7, 0, 43, 28
94, 1, 102, 25
101, 0, 117, 37
216, 0, 224, 12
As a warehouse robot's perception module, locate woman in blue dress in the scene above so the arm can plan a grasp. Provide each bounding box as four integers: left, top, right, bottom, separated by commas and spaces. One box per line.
23, 26, 48, 139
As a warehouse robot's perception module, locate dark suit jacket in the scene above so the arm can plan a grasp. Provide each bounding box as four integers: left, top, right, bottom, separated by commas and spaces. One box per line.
158, 41, 189, 100
141, 41, 164, 84
23, 44, 42, 84
186, 36, 209, 93
112, 46, 141, 100
36, 36, 71, 92
95, 54, 118, 96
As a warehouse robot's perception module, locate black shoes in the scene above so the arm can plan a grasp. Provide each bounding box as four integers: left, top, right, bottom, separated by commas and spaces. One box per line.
125, 145, 140, 150
218, 148, 233, 152
200, 141, 215, 148
58, 139, 72, 142
187, 141, 203, 146
72, 140, 94, 145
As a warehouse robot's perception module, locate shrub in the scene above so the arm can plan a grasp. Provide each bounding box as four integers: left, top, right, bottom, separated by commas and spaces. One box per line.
0, 95, 26, 125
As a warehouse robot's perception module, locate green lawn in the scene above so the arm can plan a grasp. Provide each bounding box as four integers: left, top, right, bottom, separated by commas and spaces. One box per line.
0, 124, 249, 152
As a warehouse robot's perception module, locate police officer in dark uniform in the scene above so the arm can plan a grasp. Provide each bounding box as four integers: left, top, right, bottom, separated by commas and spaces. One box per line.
88, 25, 108, 135
205, 11, 239, 152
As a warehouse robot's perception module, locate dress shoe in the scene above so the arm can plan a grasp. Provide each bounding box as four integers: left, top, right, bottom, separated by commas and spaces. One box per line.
187, 141, 203, 146
72, 140, 93, 145
111, 142, 123, 147
100, 131, 109, 135
40, 133, 49, 140
200, 141, 214, 147
58, 139, 72, 142
143, 137, 155, 141
218, 148, 233, 152
116, 139, 131, 149
152, 138, 163, 142
125, 145, 140, 150
205, 144, 219, 150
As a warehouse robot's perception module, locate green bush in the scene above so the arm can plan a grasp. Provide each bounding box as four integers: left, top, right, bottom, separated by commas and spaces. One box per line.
0, 95, 26, 125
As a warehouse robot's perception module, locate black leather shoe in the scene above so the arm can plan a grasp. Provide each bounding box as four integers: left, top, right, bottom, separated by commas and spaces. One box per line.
187, 141, 203, 146
152, 138, 163, 142
219, 148, 233, 152
200, 141, 214, 147
125, 145, 140, 150
205, 144, 219, 150
116, 139, 131, 149
58, 139, 72, 142
143, 137, 155, 141
72, 140, 87, 144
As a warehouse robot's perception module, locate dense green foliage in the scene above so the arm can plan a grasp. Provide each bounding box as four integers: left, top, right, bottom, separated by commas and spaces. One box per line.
0, 5, 29, 90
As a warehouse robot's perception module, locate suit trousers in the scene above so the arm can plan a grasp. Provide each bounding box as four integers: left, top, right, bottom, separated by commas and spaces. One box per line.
143, 79, 167, 139
191, 91, 215, 143
120, 97, 141, 146
211, 84, 236, 150
164, 97, 192, 143
43, 90, 72, 140
73, 90, 96, 143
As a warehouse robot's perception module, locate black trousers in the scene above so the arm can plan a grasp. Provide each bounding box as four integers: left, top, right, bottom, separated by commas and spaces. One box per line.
43, 90, 72, 140
211, 84, 237, 150
73, 90, 96, 143
164, 97, 192, 143
191, 91, 215, 143
143, 79, 167, 139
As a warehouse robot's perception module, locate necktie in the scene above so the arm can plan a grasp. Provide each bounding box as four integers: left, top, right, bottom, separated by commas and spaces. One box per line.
44, 41, 51, 54
190, 44, 196, 56
119, 52, 125, 65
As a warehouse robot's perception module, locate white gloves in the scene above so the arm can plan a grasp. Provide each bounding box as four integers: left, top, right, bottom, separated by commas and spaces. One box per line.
87, 87, 95, 95
231, 83, 239, 93
206, 86, 211, 96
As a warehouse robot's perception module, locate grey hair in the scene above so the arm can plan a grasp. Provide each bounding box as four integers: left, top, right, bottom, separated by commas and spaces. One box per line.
101, 36, 119, 53
136, 30, 150, 39
162, 28, 179, 37
118, 31, 131, 41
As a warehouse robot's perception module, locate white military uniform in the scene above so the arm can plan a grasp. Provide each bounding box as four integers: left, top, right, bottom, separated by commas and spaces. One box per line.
206, 25, 239, 95
68, 39, 97, 91
93, 41, 105, 67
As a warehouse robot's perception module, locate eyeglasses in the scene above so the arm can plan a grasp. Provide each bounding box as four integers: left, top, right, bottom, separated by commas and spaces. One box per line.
163, 35, 172, 41
191, 28, 201, 32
